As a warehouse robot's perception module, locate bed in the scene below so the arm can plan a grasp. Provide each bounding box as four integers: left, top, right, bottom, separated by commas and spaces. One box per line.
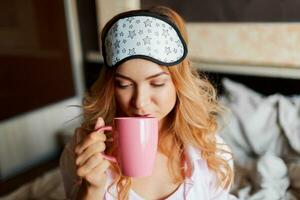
1, 73, 300, 200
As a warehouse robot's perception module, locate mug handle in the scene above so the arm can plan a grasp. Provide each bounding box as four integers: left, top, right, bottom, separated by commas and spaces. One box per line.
95, 126, 117, 163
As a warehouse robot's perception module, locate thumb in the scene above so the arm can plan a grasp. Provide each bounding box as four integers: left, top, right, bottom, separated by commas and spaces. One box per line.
95, 117, 105, 130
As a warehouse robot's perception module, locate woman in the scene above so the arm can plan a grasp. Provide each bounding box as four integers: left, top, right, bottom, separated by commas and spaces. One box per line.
60, 6, 237, 200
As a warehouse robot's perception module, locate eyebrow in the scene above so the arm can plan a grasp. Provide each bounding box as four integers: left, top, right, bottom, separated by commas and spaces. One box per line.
115, 72, 169, 81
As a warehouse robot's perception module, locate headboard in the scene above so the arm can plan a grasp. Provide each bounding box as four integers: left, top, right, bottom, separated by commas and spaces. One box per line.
206, 72, 300, 96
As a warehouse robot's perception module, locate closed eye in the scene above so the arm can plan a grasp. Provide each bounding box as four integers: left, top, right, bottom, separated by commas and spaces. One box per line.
151, 83, 165, 87
115, 81, 133, 88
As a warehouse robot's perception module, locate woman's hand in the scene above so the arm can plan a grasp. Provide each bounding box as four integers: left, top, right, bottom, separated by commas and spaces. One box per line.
74, 117, 110, 197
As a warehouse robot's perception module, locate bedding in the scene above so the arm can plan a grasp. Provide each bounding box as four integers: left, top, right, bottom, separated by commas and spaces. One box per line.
1, 78, 299, 200
0, 168, 65, 200
219, 78, 300, 200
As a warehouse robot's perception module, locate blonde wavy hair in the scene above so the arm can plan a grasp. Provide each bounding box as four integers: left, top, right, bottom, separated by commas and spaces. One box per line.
81, 6, 233, 199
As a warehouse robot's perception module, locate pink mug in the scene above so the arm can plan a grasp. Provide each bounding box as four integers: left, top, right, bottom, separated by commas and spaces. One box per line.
96, 117, 158, 177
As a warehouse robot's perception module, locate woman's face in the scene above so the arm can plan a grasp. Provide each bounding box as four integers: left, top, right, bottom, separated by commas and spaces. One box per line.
114, 59, 177, 124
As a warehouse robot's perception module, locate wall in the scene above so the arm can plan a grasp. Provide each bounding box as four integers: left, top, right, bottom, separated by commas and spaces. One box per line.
0, 0, 84, 180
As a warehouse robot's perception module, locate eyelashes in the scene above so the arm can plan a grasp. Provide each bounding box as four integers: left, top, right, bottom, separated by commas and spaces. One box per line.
116, 83, 132, 88
152, 83, 165, 87
114, 81, 132, 88
115, 82, 166, 89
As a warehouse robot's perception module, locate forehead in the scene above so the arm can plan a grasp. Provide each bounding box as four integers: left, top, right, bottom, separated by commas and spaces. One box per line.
115, 59, 168, 79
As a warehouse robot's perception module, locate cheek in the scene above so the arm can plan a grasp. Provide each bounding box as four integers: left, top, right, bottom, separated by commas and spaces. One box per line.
115, 90, 131, 109
156, 84, 177, 108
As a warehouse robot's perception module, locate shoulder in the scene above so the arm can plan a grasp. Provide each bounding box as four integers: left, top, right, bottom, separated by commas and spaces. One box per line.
185, 134, 234, 177
186, 134, 234, 184
215, 134, 234, 171
209, 135, 236, 198
186, 134, 233, 166
185, 136, 237, 199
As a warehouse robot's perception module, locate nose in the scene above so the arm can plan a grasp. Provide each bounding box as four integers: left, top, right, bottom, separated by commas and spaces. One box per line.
131, 86, 150, 110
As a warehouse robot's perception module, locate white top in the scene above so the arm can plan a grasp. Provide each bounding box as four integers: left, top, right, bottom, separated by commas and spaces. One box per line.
60, 130, 238, 200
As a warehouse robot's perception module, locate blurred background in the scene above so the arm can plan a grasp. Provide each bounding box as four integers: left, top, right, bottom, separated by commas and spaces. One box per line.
0, 0, 300, 199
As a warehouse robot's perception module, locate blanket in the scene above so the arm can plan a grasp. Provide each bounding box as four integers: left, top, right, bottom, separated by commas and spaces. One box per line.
0, 168, 65, 200
219, 78, 300, 200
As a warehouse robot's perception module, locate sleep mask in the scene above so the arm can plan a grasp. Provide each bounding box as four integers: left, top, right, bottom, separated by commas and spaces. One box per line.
101, 10, 188, 68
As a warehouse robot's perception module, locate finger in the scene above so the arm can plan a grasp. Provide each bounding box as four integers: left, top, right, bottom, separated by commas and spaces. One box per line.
90, 159, 110, 175
95, 117, 105, 130
85, 159, 111, 183
75, 131, 106, 155
76, 153, 104, 177
76, 141, 106, 166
